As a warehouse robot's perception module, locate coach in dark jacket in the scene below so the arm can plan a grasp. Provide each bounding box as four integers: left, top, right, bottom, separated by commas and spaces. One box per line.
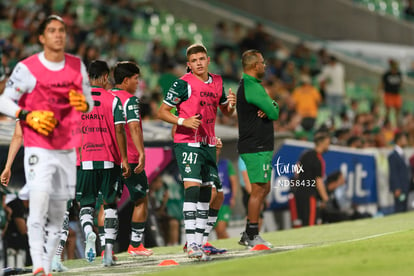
388, 132, 411, 213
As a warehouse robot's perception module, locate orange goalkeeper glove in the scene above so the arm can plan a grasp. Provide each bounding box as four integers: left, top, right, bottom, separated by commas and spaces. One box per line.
69, 89, 89, 112
16, 109, 58, 136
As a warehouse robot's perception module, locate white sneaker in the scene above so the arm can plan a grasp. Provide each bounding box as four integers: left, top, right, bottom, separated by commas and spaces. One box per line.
85, 232, 97, 263
51, 255, 68, 272
246, 235, 273, 248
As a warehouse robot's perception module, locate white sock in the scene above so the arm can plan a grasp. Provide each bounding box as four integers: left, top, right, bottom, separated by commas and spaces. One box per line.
43, 199, 67, 274
55, 210, 70, 258
183, 202, 197, 245
195, 201, 209, 246
104, 207, 118, 245
80, 207, 95, 237
28, 191, 50, 273
203, 213, 218, 244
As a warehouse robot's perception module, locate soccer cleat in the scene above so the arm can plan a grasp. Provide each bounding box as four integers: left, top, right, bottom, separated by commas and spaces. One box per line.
101, 250, 118, 261
246, 235, 273, 249
183, 242, 187, 252
128, 244, 153, 256
202, 242, 227, 255
103, 249, 116, 267
238, 231, 249, 246
85, 232, 97, 263
51, 255, 69, 272
199, 252, 212, 261
187, 243, 203, 259
33, 267, 45, 276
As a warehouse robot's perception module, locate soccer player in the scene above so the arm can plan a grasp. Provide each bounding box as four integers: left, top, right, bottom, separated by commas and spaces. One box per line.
111, 61, 153, 257
237, 49, 279, 248
76, 60, 130, 266
157, 44, 236, 259
1, 121, 69, 272
0, 15, 94, 275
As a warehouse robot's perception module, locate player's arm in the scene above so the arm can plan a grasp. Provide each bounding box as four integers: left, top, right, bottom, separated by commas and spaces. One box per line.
157, 79, 200, 129
245, 84, 279, 120
0, 63, 34, 118
1, 121, 23, 186
228, 162, 238, 208
115, 122, 130, 178
316, 176, 329, 203
219, 87, 236, 117
113, 97, 130, 178
0, 63, 57, 136
128, 121, 145, 174
125, 96, 145, 174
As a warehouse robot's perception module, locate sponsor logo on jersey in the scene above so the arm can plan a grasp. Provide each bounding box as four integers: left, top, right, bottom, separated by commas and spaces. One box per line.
81, 114, 104, 120
128, 104, 139, 110
199, 101, 214, 107
200, 91, 218, 98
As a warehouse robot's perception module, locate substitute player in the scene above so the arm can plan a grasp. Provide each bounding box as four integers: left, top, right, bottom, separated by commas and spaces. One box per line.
0, 15, 94, 275
111, 61, 153, 257
77, 60, 130, 266
158, 44, 236, 259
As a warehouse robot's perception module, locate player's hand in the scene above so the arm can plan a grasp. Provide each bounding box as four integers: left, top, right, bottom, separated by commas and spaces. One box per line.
257, 110, 267, 118
182, 115, 201, 129
134, 155, 145, 174
17, 109, 58, 136
227, 88, 236, 111
122, 160, 131, 178
216, 137, 223, 149
1, 168, 11, 186
69, 89, 89, 112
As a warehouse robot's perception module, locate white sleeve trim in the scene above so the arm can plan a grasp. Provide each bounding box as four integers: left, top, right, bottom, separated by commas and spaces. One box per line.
81, 62, 94, 112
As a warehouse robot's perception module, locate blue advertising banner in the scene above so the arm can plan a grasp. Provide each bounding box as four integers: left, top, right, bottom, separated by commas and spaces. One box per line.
269, 140, 377, 210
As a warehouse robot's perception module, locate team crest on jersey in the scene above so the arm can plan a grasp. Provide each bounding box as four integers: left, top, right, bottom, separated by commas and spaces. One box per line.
28, 155, 39, 166
185, 164, 191, 174
172, 96, 180, 104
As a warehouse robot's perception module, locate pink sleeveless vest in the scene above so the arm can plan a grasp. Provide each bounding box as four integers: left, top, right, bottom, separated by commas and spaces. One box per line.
19, 53, 83, 149
174, 73, 223, 145
111, 89, 142, 163
79, 87, 121, 165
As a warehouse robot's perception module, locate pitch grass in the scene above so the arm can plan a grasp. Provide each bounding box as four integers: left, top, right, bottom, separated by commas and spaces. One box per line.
54, 212, 414, 276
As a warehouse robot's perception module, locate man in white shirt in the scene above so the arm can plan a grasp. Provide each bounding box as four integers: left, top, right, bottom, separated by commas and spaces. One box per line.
317, 55, 345, 117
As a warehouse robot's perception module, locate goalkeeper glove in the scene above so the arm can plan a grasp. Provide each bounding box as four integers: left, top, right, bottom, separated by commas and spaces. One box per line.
69, 89, 89, 112
16, 109, 58, 136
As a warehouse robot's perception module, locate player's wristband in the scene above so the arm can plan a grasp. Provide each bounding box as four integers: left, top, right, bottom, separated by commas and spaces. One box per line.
177, 118, 184, 126
16, 109, 29, 120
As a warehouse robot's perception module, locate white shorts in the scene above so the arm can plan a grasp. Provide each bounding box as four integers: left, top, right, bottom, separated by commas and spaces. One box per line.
24, 147, 76, 201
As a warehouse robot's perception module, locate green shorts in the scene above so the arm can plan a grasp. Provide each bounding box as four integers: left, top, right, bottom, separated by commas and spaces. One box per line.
123, 164, 149, 202
240, 151, 273, 184
174, 143, 221, 189
217, 204, 231, 223
76, 166, 121, 207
